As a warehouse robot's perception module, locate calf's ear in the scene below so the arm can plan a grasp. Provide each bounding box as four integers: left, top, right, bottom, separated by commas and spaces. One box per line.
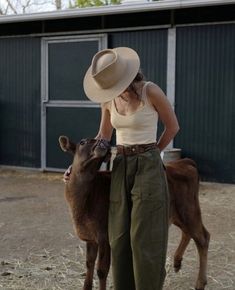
59, 136, 76, 154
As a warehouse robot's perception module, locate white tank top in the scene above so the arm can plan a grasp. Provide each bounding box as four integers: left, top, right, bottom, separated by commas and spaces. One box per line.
110, 82, 158, 145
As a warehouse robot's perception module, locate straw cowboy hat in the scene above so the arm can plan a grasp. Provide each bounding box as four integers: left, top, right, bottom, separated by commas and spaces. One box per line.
83, 47, 140, 103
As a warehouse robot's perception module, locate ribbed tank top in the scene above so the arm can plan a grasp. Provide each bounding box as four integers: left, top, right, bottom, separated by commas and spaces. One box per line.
110, 82, 158, 145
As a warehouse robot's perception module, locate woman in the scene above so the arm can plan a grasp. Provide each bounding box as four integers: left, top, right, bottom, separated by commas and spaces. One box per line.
68, 47, 179, 290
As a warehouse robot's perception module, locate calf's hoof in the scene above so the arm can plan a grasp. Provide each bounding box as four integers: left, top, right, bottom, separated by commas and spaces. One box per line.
173, 259, 182, 273
195, 280, 207, 290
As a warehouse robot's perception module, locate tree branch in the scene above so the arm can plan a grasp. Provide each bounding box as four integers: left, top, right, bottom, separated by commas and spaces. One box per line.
5, 0, 18, 14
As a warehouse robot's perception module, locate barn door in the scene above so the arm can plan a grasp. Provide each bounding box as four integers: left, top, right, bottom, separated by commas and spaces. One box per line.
41, 35, 107, 170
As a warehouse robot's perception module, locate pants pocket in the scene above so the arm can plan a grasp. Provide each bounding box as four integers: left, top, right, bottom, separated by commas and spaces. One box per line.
137, 150, 165, 202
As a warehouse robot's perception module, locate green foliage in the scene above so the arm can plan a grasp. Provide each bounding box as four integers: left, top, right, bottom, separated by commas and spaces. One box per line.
71, 0, 122, 8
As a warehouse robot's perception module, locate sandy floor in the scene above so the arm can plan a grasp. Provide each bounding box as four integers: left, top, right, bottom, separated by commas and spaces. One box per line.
0, 168, 234, 290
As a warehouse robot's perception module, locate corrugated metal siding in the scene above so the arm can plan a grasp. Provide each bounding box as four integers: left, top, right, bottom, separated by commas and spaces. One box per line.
175, 24, 235, 183
109, 29, 168, 91
0, 37, 41, 167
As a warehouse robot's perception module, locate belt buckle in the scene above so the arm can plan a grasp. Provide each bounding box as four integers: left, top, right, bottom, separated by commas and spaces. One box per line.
131, 146, 137, 153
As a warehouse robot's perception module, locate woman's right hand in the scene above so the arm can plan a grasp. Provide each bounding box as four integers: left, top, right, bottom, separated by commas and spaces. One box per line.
63, 165, 72, 184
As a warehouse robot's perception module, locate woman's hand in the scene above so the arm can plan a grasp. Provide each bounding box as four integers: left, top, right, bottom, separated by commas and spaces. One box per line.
95, 139, 111, 150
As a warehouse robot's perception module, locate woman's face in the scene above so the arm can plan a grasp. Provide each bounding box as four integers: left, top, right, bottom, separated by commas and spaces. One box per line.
120, 85, 132, 98
120, 91, 130, 101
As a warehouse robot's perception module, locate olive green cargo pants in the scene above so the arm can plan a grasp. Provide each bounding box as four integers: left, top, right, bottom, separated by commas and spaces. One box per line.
108, 148, 169, 290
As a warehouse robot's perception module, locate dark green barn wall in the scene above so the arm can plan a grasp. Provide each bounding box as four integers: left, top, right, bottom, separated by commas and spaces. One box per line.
0, 37, 41, 167
109, 30, 167, 90
175, 24, 235, 183
0, 14, 234, 183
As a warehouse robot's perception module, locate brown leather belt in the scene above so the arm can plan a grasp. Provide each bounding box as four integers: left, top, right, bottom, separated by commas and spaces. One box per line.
116, 143, 157, 156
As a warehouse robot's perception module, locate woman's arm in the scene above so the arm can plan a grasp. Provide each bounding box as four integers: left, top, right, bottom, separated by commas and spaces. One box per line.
147, 83, 180, 152
95, 102, 113, 141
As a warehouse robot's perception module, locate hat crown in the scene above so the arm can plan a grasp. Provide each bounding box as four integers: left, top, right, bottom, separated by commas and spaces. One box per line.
91, 49, 126, 90
94, 51, 115, 73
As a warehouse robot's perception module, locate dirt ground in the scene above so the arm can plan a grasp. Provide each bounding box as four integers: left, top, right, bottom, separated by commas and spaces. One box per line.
0, 168, 234, 290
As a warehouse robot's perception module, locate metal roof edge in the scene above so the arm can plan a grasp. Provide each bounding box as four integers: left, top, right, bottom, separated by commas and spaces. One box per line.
0, 0, 234, 24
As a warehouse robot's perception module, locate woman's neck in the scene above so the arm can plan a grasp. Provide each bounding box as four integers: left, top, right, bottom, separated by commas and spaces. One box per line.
119, 81, 145, 102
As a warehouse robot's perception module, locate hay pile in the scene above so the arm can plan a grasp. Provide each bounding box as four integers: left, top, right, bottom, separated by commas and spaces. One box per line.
1, 238, 234, 290
0, 246, 110, 290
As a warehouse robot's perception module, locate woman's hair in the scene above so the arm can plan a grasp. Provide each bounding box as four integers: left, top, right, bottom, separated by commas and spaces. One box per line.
127, 69, 145, 99
133, 70, 145, 82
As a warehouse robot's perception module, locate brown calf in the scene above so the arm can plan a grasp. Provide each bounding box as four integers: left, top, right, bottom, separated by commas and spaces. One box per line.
59, 136, 210, 290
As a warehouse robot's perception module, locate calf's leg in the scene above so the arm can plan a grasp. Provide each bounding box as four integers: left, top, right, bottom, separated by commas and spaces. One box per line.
173, 230, 191, 272
84, 242, 98, 290
192, 226, 210, 290
97, 240, 111, 290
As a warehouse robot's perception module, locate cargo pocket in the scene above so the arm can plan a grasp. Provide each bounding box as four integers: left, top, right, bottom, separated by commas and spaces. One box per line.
138, 149, 164, 203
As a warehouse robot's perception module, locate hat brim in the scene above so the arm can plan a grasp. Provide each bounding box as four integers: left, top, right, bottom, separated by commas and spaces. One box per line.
83, 47, 140, 103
